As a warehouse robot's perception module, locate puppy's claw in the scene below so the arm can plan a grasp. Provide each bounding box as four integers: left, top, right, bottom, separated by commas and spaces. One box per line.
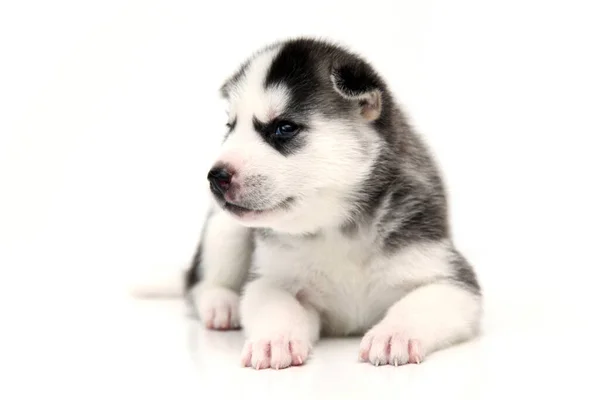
242, 338, 310, 369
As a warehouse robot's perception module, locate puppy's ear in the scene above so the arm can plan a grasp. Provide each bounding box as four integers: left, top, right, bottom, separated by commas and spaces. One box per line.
330, 62, 383, 121
219, 81, 231, 99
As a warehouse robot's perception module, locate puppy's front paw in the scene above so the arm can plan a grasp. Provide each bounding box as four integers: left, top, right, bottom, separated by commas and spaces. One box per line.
192, 286, 240, 330
359, 323, 423, 366
241, 335, 310, 370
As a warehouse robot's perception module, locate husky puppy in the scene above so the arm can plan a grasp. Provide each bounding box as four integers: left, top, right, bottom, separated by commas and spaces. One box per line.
185, 37, 482, 369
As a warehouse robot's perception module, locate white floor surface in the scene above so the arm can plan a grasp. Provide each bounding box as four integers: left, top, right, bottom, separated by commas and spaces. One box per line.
5, 285, 590, 400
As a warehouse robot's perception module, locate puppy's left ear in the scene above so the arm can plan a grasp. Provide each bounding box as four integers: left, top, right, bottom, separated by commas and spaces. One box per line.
330, 62, 383, 121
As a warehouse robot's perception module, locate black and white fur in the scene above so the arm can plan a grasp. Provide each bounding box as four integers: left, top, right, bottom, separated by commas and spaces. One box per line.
184, 38, 482, 369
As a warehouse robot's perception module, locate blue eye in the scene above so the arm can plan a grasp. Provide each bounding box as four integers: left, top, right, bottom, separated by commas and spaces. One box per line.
275, 122, 299, 138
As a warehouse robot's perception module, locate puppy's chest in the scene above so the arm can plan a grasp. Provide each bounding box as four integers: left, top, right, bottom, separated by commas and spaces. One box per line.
253, 230, 403, 335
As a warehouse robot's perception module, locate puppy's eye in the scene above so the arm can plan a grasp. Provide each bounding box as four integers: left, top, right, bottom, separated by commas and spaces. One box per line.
275, 122, 299, 138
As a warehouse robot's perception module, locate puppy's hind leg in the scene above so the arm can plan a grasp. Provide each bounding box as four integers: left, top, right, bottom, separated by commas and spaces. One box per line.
186, 208, 253, 330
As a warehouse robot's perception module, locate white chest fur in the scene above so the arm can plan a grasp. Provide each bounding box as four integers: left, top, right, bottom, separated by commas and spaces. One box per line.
252, 228, 412, 336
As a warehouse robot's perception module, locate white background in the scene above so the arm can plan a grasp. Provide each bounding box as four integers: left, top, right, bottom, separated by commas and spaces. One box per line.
1, 0, 599, 398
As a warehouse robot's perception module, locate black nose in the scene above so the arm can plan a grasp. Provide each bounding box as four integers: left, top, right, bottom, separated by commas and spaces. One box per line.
207, 167, 233, 197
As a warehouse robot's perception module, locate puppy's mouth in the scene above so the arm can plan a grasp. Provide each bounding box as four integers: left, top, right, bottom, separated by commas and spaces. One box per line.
222, 202, 261, 215
220, 197, 295, 218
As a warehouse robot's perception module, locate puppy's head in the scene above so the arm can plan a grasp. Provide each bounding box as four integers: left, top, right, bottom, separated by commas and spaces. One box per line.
208, 38, 390, 234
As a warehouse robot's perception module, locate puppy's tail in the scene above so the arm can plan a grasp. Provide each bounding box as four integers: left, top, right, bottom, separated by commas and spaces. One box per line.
128, 267, 188, 298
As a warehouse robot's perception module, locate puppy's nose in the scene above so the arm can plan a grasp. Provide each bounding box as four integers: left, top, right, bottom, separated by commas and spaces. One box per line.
207, 166, 233, 197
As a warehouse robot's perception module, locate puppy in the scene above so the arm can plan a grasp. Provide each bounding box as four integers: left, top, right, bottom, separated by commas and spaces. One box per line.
185, 37, 482, 369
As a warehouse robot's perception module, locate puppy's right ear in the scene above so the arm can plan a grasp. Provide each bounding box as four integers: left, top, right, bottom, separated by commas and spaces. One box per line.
330, 62, 384, 121
220, 82, 230, 99
220, 60, 251, 100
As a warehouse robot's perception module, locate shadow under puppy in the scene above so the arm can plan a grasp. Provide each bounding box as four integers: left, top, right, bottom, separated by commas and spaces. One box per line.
185, 37, 482, 369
